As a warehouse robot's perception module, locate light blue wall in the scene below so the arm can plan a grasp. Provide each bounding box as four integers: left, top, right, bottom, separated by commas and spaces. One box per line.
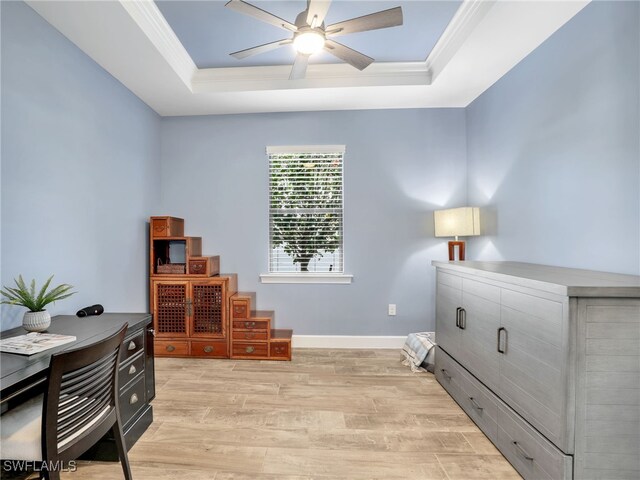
466, 1, 640, 275
160, 110, 467, 335
1, 2, 161, 330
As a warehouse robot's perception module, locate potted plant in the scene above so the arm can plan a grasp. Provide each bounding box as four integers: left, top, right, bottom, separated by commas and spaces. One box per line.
0, 275, 76, 332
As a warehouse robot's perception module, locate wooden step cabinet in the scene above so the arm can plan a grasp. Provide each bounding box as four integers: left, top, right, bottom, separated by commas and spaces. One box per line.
149, 216, 292, 361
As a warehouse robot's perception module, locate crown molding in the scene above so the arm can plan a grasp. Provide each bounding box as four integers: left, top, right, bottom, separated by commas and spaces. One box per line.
425, 0, 496, 82
119, 0, 196, 90
192, 61, 432, 93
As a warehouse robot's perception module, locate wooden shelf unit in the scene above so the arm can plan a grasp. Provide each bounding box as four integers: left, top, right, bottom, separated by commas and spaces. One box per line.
149, 216, 292, 361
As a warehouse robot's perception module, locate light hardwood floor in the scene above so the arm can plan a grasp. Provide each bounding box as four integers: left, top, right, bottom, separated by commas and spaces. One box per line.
21, 349, 520, 479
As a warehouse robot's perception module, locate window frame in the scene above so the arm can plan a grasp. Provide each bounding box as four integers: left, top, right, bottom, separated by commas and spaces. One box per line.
261, 145, 352, 285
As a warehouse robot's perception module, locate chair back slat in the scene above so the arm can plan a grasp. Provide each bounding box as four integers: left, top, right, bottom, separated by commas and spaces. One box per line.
43, 324, 127, 460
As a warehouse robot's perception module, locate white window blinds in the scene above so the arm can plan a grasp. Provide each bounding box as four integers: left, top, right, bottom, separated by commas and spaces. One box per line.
268, 146, 345, 274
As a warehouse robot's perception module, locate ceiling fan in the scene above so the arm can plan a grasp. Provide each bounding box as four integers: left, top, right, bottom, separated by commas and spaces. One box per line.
225, 0, 403, 80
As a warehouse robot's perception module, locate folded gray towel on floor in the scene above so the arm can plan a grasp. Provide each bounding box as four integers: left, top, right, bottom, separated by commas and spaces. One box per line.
401, 332, 436, 373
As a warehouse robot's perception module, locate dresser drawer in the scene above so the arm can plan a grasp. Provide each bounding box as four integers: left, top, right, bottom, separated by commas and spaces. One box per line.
119, 352, 145, 391
233, 319, 269, 330
269, 342, 290, 360
436, 347, 498, 443
232, 330, 268, 341
232, 342, 268, 357
191, 340, 227, 357
120, 330, 144, 362
497, 403, 572, 480
155, 339, 189, 356
119, 375, 146, 427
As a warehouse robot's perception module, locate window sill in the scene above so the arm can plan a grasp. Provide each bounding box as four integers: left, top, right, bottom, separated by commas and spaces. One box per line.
259, 273, 353, 284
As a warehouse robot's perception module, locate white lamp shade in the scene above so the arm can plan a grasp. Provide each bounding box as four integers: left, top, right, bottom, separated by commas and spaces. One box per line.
434, 207, 480, 238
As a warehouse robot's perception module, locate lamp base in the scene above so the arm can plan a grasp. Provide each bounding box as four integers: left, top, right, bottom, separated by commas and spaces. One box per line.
448, 241, 466, 261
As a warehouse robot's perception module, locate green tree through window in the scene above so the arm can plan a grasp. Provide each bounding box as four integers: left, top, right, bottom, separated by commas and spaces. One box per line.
268, 148, 344, 273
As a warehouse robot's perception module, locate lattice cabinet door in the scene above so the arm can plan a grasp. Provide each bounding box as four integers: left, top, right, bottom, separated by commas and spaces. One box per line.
153, 281, 189, 337
190, 281, 226, 338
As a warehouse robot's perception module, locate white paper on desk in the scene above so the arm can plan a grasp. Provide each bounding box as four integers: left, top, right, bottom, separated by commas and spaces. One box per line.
0, 332, 76, 355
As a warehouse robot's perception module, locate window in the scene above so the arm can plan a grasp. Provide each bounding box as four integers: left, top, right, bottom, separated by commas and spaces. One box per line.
266, 145, 346, 279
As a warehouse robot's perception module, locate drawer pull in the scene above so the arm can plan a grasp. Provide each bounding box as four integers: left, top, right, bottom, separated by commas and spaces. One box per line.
192, 264, 203, 271
275, 346, 285, 354
129, 393, 139, 405
440, 368, 452, 381
245, 346, 255, 354
469, 396, 483, 411
128, 341, 137, 351
245, 321, 256, 328
128, 365, 137, 375
166, 345, 176, 352
153, 225, 166, 232
513, 441, 534, 461
497, 327, 507, 354
203, 346, 214, 353
245, 333, 255, 339
149, 328, 156, 337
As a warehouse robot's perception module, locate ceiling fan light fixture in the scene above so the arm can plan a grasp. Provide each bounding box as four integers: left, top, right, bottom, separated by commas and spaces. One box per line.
293, 30, 325, 55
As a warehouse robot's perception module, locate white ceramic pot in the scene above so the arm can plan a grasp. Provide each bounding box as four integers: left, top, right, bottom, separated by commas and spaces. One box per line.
23, 310, 51, 332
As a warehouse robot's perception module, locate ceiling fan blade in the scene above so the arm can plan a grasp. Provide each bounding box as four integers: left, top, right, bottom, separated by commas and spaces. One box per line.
306, 0, 332, 28
225, 0, 297, 32
230, 39, 292, 59
324, 39, 373, 71
325, 7, 403, 37
289, 53, 310, 80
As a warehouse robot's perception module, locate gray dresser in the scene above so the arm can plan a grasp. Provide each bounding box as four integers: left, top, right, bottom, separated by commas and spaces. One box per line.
432, 261, 640, 480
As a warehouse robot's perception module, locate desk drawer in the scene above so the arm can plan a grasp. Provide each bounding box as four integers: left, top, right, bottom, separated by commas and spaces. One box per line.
119, 376, 145, 427
119, 352, 145, 392
120, 330, 144, 362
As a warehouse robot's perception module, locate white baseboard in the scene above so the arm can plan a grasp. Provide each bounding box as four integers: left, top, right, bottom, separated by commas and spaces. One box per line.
292, 335, 406, 349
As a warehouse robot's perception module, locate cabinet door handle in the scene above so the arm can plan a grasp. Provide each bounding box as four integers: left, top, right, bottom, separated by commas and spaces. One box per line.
440, 368, 452, 381
513, 441, 534, 461
128, 365, 137, 375
203, 346, 214, 353
128, 341, 137, 351
245, 346, 255, 354
497, 327, 507, 354
459, 308, 466, 330
129, 393, 139, 405
469, 396, 483, 411
186, 299, 193, 317
455, 307, 461, 328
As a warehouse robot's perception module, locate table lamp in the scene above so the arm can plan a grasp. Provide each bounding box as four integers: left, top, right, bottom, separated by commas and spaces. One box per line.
434, 207, 480, 261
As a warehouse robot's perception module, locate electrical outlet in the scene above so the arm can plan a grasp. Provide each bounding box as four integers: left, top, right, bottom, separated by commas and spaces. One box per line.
388, 304, 396, 316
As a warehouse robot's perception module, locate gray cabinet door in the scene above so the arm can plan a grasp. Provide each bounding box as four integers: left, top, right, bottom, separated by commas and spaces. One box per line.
498, 288, 568, 450
436, 271, 462, 359
459, 278, 501, 393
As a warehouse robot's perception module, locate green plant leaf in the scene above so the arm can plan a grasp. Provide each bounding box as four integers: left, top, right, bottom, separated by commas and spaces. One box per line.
0, 275, 76, 312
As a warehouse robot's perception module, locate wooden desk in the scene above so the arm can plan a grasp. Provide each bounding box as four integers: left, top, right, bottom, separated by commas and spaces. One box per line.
1, 313, 155, 456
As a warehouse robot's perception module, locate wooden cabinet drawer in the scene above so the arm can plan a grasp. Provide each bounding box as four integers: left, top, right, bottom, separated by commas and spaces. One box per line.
188, 256, 220, 276
233, 320, 269, 330
232, 300, 250, 319
155, 340, 189, 356
119, 351, 145, 391
120, 330, 144, 362
269, 342, 290, 359
232, 330, 268, 341
191, 340, 227, 357
497, 403, 572, 480
151, 216, 184, 238
119, 375, 146, 427
436, 347, 498, 443
233, 342, 268, 357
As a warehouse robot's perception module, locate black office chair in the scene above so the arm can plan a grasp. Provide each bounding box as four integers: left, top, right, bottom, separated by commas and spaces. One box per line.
0, 324, 132, 480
